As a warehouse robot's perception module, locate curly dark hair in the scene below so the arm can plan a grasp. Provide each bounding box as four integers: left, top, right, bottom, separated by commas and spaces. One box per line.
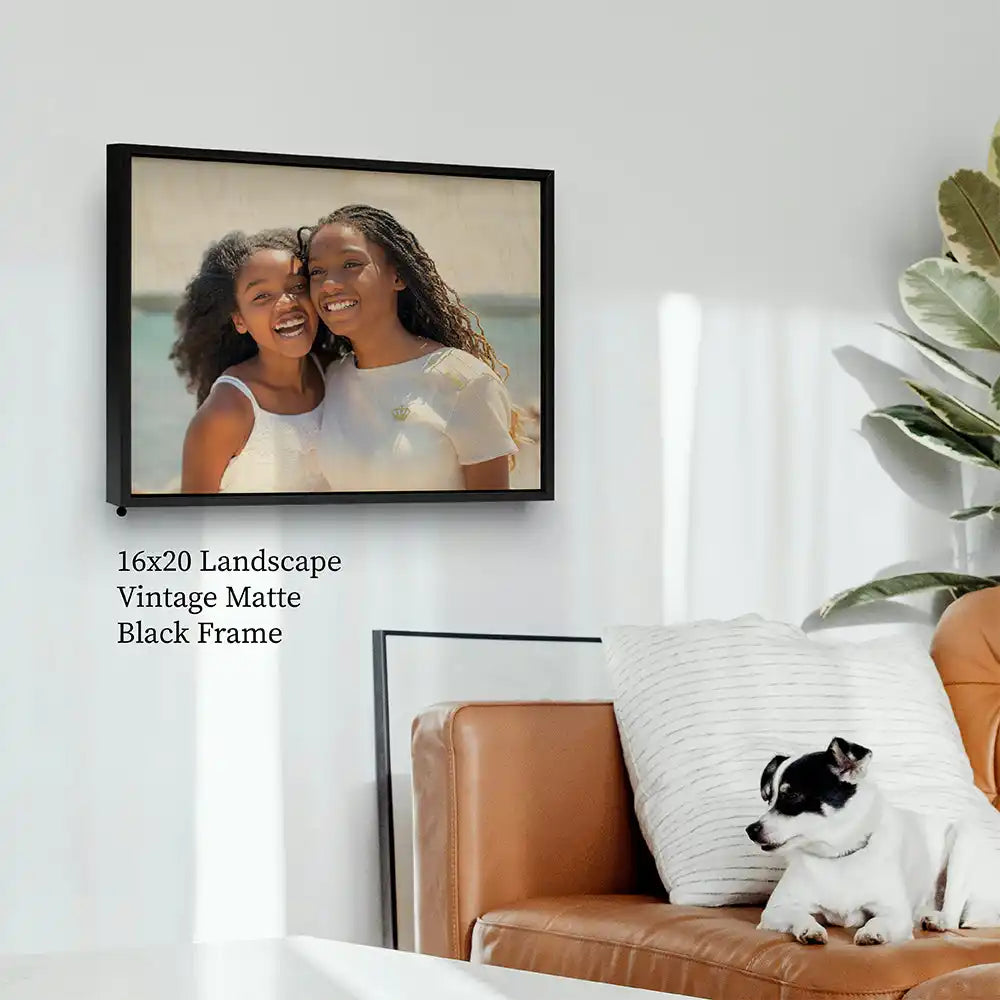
170, 228, 342, 406
298, 204, 509, 381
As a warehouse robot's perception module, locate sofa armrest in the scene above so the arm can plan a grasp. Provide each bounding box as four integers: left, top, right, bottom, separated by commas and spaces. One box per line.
930, 586, 1000, 803
411, 701, 646, 960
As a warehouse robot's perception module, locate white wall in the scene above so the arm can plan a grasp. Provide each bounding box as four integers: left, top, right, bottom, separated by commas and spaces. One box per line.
2, 0, 998, 956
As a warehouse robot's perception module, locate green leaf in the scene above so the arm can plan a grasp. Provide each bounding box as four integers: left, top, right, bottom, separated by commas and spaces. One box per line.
904, 380, 1000, 435
993, 375, 1000, 412
819, 572, 999, 618
878, 324, 991, 388
870, 404, 1000, 468
987, 120, 1000, 184
899, 258, 1000, 352
938, 170, 1000, 277
950, 504, 1000, 521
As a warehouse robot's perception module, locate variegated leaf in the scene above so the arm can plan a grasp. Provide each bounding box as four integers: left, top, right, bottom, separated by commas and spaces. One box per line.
819, 571, 999, 618
899, 258, 1000, 352
988, 121, 1000, 184
938, 169, 1000, 278
950, 504, 1000, 521
904, 380, 1000, 435
878, 324, 990, 388
870, 404, 1000, 468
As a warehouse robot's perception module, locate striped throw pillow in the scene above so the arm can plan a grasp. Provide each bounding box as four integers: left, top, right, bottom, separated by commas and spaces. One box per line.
601, 615, 998, 906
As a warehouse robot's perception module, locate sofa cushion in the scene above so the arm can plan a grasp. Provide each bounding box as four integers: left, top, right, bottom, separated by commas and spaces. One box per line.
905, 962, 1000, 999
601, 617, 1000, 906
472, 895, 1000, 1000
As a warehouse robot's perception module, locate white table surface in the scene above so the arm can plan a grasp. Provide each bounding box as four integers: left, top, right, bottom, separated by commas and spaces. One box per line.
0, 936, 686, 999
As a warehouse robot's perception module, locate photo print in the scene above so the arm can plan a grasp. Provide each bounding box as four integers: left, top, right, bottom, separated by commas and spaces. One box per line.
107, 144, 553, 508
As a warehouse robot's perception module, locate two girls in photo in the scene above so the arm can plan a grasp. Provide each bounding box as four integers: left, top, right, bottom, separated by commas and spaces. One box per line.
170, 206, 519, 494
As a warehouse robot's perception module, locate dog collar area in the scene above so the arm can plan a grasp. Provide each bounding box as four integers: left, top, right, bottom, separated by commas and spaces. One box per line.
828, 832, 873, 859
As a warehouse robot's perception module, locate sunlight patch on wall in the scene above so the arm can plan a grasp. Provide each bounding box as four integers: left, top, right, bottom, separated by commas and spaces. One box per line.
193, 518, 286, 943
659, 292, 703, 625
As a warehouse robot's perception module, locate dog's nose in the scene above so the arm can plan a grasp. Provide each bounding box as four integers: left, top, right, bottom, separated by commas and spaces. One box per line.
745, 821, 763, 842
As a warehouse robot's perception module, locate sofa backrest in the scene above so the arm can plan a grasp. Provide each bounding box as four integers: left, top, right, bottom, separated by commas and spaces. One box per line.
411, 701, 655, 960
930, 586, 1000, 807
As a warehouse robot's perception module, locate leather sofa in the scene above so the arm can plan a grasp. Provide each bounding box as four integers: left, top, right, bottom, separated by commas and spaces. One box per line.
411, 587, 1000, 999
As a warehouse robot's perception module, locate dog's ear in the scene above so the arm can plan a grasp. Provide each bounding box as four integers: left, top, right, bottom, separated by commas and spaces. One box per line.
760, 754, 789, 802
828, 737, 872, 783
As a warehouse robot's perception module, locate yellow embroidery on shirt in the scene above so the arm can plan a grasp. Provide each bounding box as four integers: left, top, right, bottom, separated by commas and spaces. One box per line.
392, 406, 410, 421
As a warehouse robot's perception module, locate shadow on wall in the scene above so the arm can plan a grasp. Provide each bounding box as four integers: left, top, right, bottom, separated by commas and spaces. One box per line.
656, 291, 988, 634
833, 345, 964, 516
833, 336, 1000, 583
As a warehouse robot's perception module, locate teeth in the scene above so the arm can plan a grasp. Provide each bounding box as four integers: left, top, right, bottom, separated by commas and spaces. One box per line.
274, 315, 304, 331
325, 300, 357, 313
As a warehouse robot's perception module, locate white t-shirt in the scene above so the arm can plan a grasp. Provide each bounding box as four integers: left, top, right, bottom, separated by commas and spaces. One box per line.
318, 347, 517, 491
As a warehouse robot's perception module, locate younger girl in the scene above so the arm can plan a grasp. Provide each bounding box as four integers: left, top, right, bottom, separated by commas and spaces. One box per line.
170, 228, 335, 494
301, 204, 519, 492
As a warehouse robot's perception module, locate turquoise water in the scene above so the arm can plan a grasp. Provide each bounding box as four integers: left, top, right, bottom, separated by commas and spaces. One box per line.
129, 301, 542, 493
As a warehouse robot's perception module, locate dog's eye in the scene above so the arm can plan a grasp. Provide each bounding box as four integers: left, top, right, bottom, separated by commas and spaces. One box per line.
782, 790, 803, 804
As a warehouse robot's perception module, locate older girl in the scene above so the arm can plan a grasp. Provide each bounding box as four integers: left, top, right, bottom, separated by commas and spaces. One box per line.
301, 205, 518, 492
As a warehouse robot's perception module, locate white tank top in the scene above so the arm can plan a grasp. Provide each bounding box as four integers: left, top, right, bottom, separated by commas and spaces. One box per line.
212, 355, 328, 494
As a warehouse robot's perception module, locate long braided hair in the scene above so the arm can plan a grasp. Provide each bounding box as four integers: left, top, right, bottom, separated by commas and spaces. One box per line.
298, 205, 510, 381
170, 228, 342, 406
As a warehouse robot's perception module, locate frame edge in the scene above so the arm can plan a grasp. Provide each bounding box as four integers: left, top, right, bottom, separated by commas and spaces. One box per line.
107, 147, 554, 508
106, 144, 132, 506
539, 170, 555, 501
372, 629, 398, 949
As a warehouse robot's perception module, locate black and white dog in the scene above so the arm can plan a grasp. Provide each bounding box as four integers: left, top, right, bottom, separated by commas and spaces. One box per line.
745, 738, 1000, 945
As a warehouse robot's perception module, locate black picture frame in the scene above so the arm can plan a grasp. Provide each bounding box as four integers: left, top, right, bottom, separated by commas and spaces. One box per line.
107, 143, 555, 510
372, 629, 605, 951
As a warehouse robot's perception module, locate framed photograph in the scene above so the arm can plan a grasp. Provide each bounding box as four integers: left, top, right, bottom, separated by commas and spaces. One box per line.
371, 629, 609, 951
107, 144, 554, 509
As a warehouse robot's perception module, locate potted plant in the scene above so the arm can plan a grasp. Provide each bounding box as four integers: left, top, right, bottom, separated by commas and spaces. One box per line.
820, 126, 1000, 620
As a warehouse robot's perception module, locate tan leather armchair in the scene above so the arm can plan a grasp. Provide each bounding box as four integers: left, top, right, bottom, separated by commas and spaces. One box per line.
411, 587, 1000, 999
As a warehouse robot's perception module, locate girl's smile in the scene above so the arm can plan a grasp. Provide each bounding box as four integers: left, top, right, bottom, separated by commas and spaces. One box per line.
307, 222, 404, 335
321, 298, 359, 315
273, 308, 311, 339
233, 249, 319, 356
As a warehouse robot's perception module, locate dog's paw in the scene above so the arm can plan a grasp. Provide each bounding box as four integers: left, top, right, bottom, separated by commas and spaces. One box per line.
854, 916, 911, 946
793, 921, 828, 945
854, 925, 887, 946
918, 909, 953, 932
757, 911, 827, 944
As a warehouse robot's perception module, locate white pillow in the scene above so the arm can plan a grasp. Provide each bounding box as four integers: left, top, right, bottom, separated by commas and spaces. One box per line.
601, 615, 1000, 906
